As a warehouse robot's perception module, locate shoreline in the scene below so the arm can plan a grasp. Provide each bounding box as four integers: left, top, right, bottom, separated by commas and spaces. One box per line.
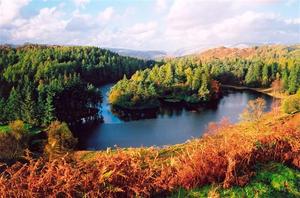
221, 84, 287, 99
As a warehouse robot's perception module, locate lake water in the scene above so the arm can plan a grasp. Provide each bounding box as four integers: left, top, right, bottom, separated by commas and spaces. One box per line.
76, 83, 274, 150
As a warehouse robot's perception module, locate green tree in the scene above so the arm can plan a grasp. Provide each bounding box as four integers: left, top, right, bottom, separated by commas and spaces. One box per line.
288, 65, 300, 94
5, 87, 22, 121
164, 63, 174, 86
262, 64, 270, 87
0, 98, 6, 124
282, 94, 300, 114
198, 74, 210, 101
185, 68, 193, 88
21, 86, 36, 125
43, 90, 55, 126
192, 68, 202, 90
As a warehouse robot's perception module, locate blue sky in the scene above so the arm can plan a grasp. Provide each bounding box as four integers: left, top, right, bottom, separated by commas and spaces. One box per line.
0, 0, 299, 52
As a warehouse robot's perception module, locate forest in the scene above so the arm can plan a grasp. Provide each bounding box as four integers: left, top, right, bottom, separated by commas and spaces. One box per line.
0, 44, 155, 126
109, 45, 300, 109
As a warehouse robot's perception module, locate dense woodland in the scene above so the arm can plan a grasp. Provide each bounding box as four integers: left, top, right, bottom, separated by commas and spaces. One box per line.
0, 44, 155, 126
109, 45, 300, 109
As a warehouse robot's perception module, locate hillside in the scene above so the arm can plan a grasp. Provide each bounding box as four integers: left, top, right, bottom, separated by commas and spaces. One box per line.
196, 44, 300, 60
107, 48, 167, 60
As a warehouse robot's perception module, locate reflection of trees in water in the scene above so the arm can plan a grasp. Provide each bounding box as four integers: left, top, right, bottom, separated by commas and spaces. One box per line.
159, 103, 184, 117
111, 106, 158, 121
70, 119, 102, 149
110, 99, 222, 121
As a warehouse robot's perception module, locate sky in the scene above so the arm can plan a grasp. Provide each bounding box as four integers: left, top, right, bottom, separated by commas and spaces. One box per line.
0, 0, 299, 52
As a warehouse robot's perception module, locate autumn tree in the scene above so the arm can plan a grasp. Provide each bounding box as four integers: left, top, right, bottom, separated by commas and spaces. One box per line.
282, 94, 300, 114
45, 121, 77, 159
271, 78, 284, 93
240, 98, 266, 122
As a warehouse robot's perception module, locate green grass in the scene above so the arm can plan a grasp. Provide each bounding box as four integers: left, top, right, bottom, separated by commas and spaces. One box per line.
0, 124, 41, 134
170, 163, 300, 198
0, 125, 10, 133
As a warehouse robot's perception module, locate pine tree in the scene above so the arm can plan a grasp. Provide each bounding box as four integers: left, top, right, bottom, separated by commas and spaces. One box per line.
21, 86, 36, 125
288, 65, 300, 94
262, 64, 270, 87
5, 87, 22, 121
0, 98, 6, 124
185, 68, 193, 88
192, 68, 202, 90
282, 66, 289, 91
164, 63, 174, 86
43, 90, 55, 126
198, 74, 210, 101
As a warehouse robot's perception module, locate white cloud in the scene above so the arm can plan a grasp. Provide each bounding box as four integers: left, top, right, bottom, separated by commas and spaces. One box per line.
162, 0, 300, 51
167, 0, 238, 31
11, 7, 68, 43
98, 7, 115, 24
126, 22, 157, 35
0, 0, 299, 51
155, 0, 168, 12
73, 0, 90, 8
0, 0, 30, 27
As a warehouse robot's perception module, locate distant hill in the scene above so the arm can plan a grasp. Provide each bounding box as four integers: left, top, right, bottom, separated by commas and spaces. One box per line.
106, 48, 167, 60
194, 44, 300, 60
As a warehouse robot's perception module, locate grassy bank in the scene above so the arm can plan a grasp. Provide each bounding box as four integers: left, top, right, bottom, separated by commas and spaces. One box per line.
0, 124, 41, 134
221, 84, 288, 99
171, 162, 300, 197
0, 125, 10, 133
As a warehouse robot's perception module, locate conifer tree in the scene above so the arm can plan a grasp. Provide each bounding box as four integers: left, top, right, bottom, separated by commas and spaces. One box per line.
21, 86, 36, 125
43, 90, 55, 126
288, 65, 300, 94
5, 87, 22, 121
198, 74, 210, 101
0, 98, 6, 124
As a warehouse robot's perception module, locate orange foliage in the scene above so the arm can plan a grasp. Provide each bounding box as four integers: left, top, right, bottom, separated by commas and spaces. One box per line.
0, 113, 299, 197
204, 117, 231, 136
198, 47, 256, 60
271, 78, 284, 93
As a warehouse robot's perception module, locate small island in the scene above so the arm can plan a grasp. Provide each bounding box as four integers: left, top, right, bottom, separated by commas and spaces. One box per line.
108, 60, 222, 110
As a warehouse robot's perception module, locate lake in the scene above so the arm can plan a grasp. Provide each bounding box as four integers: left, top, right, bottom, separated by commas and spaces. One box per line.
76, 83, 274, 150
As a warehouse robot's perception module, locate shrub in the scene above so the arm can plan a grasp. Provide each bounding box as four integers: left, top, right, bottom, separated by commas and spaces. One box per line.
9, 120, 29, 141
45, 121, 77, 159
0, 120, 29, 162
282, 94, 300, 114
240, 98, 266, 122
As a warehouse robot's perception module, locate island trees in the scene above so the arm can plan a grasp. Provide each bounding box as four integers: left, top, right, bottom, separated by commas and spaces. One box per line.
108, 59, 221, 109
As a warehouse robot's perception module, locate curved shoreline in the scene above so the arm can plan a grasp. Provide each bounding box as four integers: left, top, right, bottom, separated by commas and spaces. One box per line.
221, 84, 287, 99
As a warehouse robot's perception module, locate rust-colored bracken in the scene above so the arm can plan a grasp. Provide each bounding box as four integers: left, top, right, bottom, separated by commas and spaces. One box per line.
0, 111, 299, 197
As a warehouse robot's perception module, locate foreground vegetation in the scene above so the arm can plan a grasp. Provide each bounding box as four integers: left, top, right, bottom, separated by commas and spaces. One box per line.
0, 101, 299, 197
109, 45, 300, 109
